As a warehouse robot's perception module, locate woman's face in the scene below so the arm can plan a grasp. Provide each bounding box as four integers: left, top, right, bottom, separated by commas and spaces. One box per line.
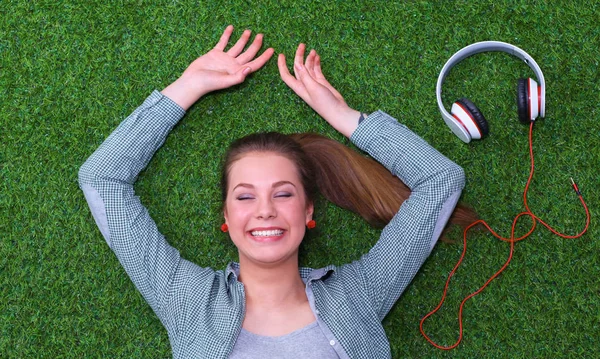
224, 152, 313, 266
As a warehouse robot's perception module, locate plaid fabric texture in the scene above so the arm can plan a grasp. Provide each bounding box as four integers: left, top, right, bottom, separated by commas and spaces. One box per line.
78, 91, 464, 358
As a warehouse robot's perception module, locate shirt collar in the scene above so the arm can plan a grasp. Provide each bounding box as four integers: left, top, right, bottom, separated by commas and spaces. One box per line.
226, 261, 240, 281
226, 261, 336, 283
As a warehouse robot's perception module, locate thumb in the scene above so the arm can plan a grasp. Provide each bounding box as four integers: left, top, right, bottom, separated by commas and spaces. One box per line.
227, 66, 252, 86
242, 66, 252, 76
238, 66, 252, 80
215, 67, 252, 89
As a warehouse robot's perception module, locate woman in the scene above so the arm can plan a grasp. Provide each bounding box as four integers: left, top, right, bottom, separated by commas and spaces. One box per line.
79, 26, 473, 358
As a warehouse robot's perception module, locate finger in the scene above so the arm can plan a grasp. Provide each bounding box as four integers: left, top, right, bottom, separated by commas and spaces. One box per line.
314, 53, 326, 80
237, 33, 264, 64
227, 29, 252, 57
215, 25, 234, 51
294, 61, 320, 91
244, 47, 275, 73
314, 53, 344, 100
278, 53, 309, 99
277, 53, 298, 86
305, 49, 317, 78
294, 43, 306, 79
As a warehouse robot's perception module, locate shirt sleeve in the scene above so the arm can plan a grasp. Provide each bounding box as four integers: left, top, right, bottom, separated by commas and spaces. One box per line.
77, 90, 210, 337
345, 110, 465, 321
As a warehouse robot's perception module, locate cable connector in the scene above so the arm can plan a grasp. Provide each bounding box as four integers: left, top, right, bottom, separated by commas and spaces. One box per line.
570, 178, 582, 196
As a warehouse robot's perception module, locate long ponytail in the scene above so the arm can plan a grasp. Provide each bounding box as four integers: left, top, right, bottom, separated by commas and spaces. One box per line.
289, 133, 477, 231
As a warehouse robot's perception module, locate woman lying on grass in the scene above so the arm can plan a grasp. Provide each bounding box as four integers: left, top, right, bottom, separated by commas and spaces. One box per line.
78, 25, 476, 359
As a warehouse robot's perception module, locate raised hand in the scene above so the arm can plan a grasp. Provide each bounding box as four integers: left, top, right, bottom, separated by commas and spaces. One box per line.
278, 43, 362, 138
162, 25, 274, 110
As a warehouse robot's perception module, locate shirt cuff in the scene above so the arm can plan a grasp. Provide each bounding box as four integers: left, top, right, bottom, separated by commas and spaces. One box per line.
146, 90, 187, 127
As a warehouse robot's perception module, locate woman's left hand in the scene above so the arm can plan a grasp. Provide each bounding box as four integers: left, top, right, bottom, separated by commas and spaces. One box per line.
278, 43, 361, 138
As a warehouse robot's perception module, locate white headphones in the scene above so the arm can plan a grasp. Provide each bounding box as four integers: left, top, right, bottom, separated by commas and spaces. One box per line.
436, 41, 546, 143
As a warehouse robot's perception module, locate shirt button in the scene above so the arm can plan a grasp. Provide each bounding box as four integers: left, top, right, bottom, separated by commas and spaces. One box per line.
330, 340, 335, 346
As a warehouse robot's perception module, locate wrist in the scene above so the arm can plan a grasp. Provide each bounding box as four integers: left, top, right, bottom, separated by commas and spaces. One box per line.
330, 107, 362, 138
161, 76, 204, 111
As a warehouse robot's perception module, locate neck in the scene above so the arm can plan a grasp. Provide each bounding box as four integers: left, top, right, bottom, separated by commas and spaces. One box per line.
237, 253, 307, 310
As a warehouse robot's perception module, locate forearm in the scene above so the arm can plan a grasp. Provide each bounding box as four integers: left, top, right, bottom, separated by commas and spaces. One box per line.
350, 110, 464, 193
78, 91, 185, 187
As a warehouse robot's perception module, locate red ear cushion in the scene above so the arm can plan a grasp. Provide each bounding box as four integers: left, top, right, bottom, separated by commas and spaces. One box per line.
456, 98, 489, 137
517, 78, 529, 123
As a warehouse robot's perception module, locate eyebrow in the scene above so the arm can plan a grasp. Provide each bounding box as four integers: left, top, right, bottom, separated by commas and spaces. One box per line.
232, 180, 296, 191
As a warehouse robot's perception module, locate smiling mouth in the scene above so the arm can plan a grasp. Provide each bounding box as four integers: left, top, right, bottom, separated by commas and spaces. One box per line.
250, 229, 284, 237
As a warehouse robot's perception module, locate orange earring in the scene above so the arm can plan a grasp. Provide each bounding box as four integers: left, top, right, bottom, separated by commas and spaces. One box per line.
221, 223, 228, 232
307, 220, 316, 229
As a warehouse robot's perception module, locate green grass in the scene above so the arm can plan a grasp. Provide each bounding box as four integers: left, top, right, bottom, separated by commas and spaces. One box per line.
2, 0, 599, 357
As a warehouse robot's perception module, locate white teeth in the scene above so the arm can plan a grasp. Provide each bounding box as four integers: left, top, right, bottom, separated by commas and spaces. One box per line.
251, 230, 284, 237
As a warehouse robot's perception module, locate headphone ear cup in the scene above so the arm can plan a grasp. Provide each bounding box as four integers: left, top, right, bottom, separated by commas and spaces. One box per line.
517, 78, 529, 123
454, 98, 490, 138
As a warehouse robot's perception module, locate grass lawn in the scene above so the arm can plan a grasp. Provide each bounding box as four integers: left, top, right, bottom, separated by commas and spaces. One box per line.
1, 0, 599, 357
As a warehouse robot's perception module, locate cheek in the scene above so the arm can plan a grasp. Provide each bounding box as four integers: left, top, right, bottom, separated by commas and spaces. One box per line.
225, 202, 249, 224
284, 203, 309, 226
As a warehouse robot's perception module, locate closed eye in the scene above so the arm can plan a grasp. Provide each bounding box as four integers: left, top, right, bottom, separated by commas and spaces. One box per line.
275, 192, 292, 198
236, 195, 254, 201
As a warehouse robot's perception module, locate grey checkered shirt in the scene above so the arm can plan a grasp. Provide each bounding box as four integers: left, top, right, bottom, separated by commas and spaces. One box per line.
78, 91, 464, 358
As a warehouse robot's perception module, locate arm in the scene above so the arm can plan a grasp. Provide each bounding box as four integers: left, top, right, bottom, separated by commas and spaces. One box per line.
78, 91, 187, 321
348, 111, 464, 320
78, 26, 273, 331
278, 44, 464, 319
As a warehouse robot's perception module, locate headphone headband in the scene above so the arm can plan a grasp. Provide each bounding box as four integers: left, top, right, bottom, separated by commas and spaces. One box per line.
436, 41, 546, 141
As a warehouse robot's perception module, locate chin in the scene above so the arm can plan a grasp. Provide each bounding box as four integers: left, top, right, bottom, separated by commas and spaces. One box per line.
243, 248, 300, 266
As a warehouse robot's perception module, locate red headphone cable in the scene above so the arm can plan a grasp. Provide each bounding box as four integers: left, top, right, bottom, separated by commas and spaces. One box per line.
419, 121, 590, 350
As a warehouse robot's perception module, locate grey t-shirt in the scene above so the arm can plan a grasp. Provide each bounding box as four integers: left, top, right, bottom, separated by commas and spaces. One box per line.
228, 321, 339, 358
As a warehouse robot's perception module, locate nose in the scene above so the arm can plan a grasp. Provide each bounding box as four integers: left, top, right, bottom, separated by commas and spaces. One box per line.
256, 197, 277, 219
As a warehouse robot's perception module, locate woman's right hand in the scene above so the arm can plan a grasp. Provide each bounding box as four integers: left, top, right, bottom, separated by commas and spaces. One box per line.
278, 43, 362, 138
162, 25, 274, 110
